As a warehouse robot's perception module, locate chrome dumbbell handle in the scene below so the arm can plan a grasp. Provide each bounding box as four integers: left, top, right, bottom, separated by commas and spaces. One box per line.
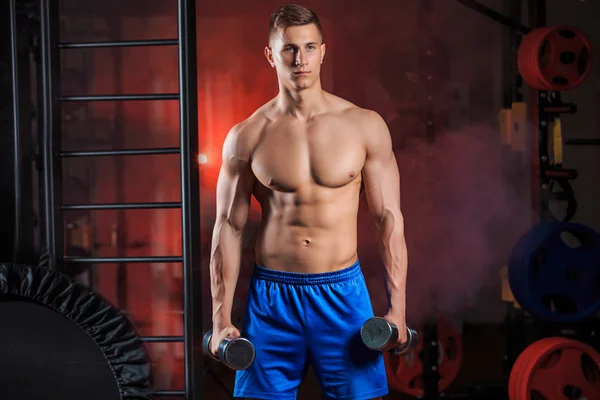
202, 329, 256, 370
360, 317, 418, 355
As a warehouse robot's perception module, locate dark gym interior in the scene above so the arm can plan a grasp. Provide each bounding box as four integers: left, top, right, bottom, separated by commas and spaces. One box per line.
1, 0, 600, 399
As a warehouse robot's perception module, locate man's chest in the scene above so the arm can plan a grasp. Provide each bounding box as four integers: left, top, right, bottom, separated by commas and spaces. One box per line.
251, 121, 366, 191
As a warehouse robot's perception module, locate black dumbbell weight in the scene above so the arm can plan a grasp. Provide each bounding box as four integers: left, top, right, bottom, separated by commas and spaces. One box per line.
360, 317, 418, 355
202, 329, 256, 370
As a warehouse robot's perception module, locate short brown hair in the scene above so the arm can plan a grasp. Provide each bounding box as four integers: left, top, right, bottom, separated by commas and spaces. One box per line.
268, 4, 323, 43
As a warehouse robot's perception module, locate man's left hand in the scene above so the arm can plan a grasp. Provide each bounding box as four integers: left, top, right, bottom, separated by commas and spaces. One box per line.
383, 311, 407, 345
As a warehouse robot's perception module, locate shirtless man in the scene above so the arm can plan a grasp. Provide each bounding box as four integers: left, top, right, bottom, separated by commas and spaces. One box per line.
209, 4, 408, 399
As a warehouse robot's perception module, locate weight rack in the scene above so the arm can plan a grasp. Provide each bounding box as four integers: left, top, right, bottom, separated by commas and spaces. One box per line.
37, 0, 203, 398
500, 0, 600, 387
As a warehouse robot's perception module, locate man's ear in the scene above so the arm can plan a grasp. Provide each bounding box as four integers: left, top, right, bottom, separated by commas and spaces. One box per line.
265, 46, 275, 67
320, 43, 326, 64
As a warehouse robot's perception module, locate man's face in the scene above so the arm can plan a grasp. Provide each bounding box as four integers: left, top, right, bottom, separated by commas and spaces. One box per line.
265, 24, 326, 90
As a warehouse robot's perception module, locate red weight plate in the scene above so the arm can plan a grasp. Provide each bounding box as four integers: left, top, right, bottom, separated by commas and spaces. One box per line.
518, 26, 593, 91
509, 337, 600, 399
509, 339, 551, 399
383, 351, 411, 393
389, 316, 462, 397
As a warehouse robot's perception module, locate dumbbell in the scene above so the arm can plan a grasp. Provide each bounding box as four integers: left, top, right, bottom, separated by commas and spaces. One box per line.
202, 329, 256, 370
360, 317, 418, 355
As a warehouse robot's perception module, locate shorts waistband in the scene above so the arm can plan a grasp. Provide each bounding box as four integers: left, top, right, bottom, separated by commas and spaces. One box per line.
252, 259, 362, 285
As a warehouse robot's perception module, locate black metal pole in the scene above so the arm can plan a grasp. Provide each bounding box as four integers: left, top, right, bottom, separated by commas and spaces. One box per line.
109, 18, 129, 314
423, 321, 440, 399
40, 0, 63, 271
177, 0, 202, 399
455, 0, 531, 34
511, 0, 524, 104
9, 0, 22, 265
566, 139, 600, 146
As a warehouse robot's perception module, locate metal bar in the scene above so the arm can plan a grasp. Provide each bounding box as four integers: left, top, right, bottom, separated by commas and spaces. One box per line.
544, 168, 578, 180
109, 20, 129, 312
140, 336, 185, 343
529, 0, 551, 222
422, 321, 440, 399
565, 139, 600, 146
536, 0, 546, 26
58, 38, 178, 49
40, 0, 64, 271
59, 93, 179, 102
542, 104, 577, 114
59, 147, 180, 157
178, 0, 203, 398
61, 202, 182, 211
512, 0, 524, 103
528, 0, 540, 223
9, 0, 35, 264
9, 0, 22, 264
63, 256, 183, 263
455, 0, 531, 34
151, 391, 186, 397
501, 0, 524, 107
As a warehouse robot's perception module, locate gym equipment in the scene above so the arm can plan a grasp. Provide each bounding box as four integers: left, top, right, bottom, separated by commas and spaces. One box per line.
518, 26, 593, 91
384, 316, 463, 397
508, 221, 600, 322
360, 317, 418, 355
202, 329, 255, 371
509, 337, 600, 399
547, 178, 578, 222
0, 263, 154, 400
498, 102, 527, 152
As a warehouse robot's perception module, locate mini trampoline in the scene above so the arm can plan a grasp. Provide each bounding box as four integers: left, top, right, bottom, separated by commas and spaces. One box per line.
0, 263, 155, 400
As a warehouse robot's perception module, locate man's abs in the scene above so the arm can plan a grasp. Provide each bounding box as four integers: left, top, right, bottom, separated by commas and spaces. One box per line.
253, 184, 362, 273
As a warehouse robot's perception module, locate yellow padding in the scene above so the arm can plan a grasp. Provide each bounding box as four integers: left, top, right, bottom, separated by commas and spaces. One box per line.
500, 265, 521, 308
553, 118, 563, 165
511, 102, 527, 152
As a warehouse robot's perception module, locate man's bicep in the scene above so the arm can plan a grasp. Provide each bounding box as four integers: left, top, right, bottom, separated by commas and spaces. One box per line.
215, 128, 255, 231
362, 113, 401, 219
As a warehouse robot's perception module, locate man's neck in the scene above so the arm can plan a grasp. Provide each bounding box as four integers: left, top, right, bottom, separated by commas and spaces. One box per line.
276, 82, 327, 121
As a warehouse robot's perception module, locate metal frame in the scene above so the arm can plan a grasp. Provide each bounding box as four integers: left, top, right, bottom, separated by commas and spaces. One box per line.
9, 0, 22, 266
37, 0, 203, 398
9, 0, 29, 265
454, 0, 589, 222
460, 0, 600, 388
40, 0, 63, 272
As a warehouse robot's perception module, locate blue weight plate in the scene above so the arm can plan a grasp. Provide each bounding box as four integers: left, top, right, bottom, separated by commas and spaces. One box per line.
508, 222, 555, 315
509, 221, 600, 322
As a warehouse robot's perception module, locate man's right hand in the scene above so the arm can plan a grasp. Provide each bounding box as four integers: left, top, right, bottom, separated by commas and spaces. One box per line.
210, 325, 242, 357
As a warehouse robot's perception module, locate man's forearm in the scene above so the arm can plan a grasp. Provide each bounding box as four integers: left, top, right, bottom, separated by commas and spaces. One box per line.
375, 211, 408, 314
210, 218, 243, 327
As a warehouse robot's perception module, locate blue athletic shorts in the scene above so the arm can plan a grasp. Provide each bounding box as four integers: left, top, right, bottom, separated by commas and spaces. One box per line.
234, 259, 388, 399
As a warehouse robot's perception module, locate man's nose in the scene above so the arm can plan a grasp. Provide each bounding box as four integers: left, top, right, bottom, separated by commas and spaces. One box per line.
295, 50, 307, 66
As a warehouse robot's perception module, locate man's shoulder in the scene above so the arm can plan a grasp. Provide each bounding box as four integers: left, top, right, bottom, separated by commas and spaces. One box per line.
325, 95, 389, 149
325, 93, 384, 126
223, 102, 273, 158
